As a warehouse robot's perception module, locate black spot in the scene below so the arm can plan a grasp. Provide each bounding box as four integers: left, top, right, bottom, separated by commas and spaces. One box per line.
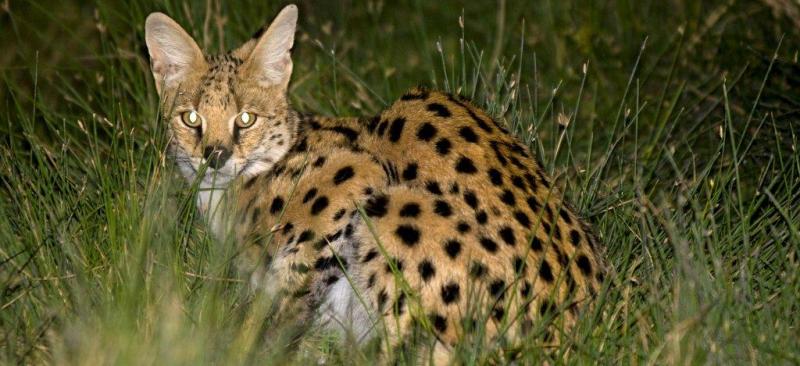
509, 156, 525, 169
456, 221, 471, 233
377, 290, 388, 310
416, 122, 437, 141
475, 210, 488, 224
539, 300, 556, 316
367, 116, 380, 133
541, 175, 551, 189
427, 103, 451, 117
545, 204, 555, 223
325, 275, 340, 285
388, 117, 406, 142
510, 142, 529, 157
542, 222, 552, 237
469, 261, 487, 278
554, 244, 568, 266
524, 173, 537, 190
425, 181, 443, 195
488, 169, 503, 186
302, 188, 318, 203
328, 126, 359, 142
435, 138, 452, 155
289, 261, 307, 273
443, 240, 462, 259
455, 157, 478, 174
498, 227, 516, 246
569, 229, 581, 247
251, 207, 261, 223
489, 279, 506, 298
526, 196, 541, 213
466, 108, 493, 132
244, 176, 258, 189
333, 166, 355, 185
310, 196, 329, 215
294, 138, 308, 152
402, 163, 418, 181
367, 273, 376, 288
530, 236, 543, 251
313, 156, 326, 167
560, 209, 573, 225
596, 271, 605, 284
394, 292, 407, 315
463, 191, 479, 208
513, 256, 526, 274
440, 282, 460, 304
418, 260, 436, 282
566, 272, 577, 297
430, 313, 448, 332
376, 120, 389, 136
380, 161, 400, 184
324, 229, 343, 243
433, 200, 452, 217
499, 189, 515, 206
364, 194, 389, 217
385, 257, 404, 273
539, 260, 554, 282
333, 208, 346, 221
511, 175, 526, 190
362, 249, 379, 263
459, 126, 479, 143
270, 196, 285, 214
344, 223, 355, 237
314, 256, 337, 271
449, 182, 460, 194
514, 211, 530, 227
492, 307, 505, 321
399, 203, 421, 218
282, 222, 294, 234
490, 141, 507, 166
577, 254, 593, 276
395, 225, 420, 246
479, 237, 498, 253
521, 281, 532, 297
297, 230, 315, 244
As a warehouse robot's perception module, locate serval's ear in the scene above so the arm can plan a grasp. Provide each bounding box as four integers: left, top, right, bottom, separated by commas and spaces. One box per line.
145, 13, 206, 96
239, 4, 297, 89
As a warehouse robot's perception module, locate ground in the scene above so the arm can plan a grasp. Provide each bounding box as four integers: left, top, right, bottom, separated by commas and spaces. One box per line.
1, 0, 799, 365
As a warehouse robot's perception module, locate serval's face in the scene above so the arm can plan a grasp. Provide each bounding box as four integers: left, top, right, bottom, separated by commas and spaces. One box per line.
145, 5, 298, 186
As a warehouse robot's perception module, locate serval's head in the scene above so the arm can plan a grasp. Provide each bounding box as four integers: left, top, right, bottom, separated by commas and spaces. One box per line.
145, 5, 298, 186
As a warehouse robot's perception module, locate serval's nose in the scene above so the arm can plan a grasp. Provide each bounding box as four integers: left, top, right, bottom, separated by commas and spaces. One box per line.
203, 145, 232, 169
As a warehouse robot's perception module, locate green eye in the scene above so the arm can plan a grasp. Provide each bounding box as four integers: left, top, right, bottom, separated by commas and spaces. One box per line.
181, 110, 201, 128
236, 112, 257, 128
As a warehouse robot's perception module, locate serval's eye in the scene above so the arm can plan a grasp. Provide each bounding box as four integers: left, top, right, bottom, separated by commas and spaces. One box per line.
181, 110, 201, 128
236, 112, 257, 128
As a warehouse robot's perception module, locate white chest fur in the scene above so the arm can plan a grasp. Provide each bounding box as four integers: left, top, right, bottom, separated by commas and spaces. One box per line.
196, 183, 231, 240
316, 277, 376, 344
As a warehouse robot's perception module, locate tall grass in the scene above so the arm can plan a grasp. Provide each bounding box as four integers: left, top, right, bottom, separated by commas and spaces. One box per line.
1, 0, 799, 364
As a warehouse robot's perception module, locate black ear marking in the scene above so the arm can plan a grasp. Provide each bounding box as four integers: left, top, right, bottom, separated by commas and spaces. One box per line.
250, 26, 267, 40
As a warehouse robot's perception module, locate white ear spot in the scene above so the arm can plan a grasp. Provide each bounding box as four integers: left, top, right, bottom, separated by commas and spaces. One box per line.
245, 5, 298, 87
144, 13, 205, 93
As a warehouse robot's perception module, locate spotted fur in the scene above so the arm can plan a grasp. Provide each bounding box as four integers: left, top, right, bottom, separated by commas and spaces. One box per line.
146, 5, 606, 363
